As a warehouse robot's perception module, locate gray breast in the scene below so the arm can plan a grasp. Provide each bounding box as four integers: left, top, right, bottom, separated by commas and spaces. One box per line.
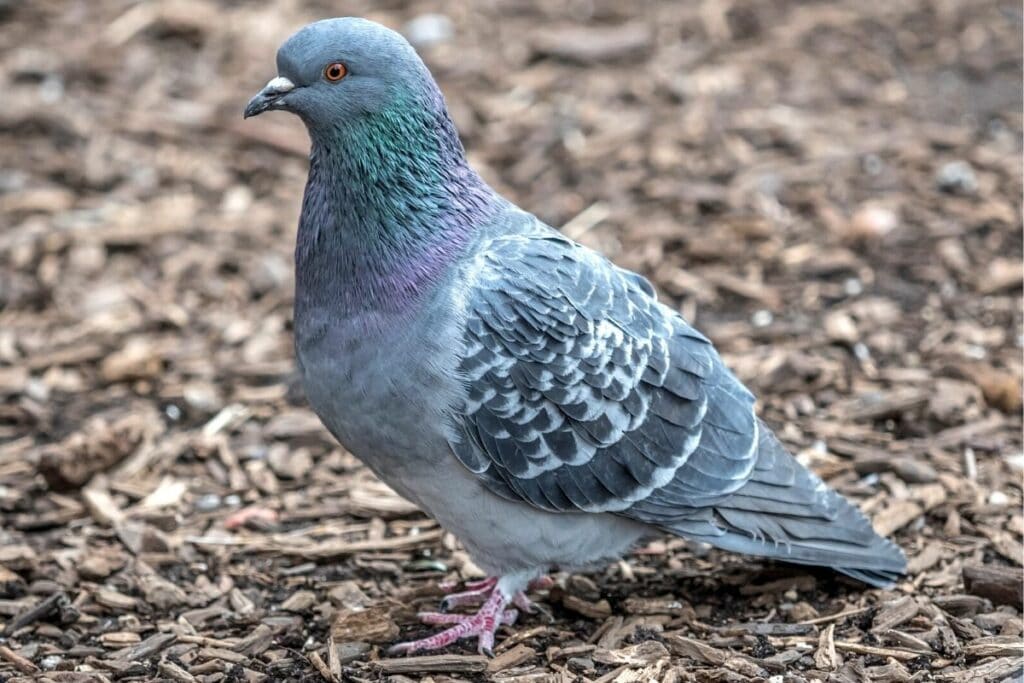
295, 296, 467, 489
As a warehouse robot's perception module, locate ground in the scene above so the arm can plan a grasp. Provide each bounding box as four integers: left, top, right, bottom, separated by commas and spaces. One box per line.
0, 0, 1021, 681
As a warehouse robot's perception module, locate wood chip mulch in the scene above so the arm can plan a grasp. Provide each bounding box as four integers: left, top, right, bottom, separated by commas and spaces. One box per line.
0, 0, 1021, 681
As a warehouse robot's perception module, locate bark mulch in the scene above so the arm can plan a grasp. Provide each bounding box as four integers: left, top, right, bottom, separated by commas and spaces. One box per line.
0, 0, 1021, 681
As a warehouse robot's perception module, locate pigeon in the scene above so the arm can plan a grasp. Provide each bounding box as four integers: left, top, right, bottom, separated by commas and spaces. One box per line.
244, 17, 907, 655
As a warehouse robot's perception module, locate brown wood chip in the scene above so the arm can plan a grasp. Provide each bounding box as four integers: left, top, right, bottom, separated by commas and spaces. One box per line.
871, 595, 919, 632
962, 564, 1023, 607
371, 654, 489, 674
663, 634, 727, 665
834, 639, 934, 661
109, 632, 177, 662
0, 646, 39, 675
814, 623, 838, 671
487, 644, 537, 672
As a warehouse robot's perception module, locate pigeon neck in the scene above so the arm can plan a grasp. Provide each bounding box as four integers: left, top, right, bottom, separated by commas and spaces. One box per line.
296, 89, 495, 319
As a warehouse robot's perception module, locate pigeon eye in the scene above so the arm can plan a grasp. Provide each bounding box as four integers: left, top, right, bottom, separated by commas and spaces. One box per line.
324, 62, 347, 82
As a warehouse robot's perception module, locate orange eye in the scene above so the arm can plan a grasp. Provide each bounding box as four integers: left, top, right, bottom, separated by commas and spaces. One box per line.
324, 62, 347, 82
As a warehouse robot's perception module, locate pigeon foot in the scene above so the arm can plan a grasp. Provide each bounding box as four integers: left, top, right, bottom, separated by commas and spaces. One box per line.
389, 587, 517, 656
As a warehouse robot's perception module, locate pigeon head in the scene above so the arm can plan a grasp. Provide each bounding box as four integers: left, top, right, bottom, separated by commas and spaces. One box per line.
243, 17, 476, 183
244, 18, 435, 129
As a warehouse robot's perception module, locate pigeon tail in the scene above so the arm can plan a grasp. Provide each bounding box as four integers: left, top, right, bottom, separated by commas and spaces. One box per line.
658, 421, 907, 587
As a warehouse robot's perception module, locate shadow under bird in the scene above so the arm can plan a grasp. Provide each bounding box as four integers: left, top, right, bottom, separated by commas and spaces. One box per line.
244, 17, 906, 655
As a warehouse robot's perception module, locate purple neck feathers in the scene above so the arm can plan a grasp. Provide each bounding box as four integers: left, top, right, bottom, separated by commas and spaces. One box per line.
294, 86, 496, 320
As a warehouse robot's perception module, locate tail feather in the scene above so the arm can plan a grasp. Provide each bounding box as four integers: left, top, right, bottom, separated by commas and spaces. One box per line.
660, 421, 907, 587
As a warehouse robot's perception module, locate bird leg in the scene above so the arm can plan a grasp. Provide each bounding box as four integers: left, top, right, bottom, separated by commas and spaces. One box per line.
389, 585, 517, 656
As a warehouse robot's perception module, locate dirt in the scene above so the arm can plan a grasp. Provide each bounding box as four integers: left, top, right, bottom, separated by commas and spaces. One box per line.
0, 0, 1021, 682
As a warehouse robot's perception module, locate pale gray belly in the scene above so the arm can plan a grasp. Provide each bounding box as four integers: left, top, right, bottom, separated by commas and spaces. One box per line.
426, 467, 653, 575
296, 310, 651, 575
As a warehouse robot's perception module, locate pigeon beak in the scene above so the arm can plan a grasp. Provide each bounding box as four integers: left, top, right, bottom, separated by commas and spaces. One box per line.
244, 76, 296, 118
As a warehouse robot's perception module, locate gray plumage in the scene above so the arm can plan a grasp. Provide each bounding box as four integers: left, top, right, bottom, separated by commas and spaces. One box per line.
449, 214, 904, 586
246, 17, 906, 604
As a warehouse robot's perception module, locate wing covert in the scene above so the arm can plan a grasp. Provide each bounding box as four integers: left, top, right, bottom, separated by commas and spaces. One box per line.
447, 230, 758, 516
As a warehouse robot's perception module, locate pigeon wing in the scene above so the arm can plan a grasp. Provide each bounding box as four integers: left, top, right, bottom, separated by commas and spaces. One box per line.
448, 231, 759, 514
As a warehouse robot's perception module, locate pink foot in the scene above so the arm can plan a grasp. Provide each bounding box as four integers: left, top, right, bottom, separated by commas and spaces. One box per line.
439, 576, 497, 611
389, 588, 516, 656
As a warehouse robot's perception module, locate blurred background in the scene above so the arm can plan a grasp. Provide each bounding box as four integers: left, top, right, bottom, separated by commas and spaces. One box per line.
0, 1, 1021, 681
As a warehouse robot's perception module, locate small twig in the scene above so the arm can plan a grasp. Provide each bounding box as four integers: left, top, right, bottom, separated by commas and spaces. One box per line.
0, 645, 39, 674
799, 606, 871, 626
834, 640, 934, 661
109, 632, 177, 662
2, 592, 68, 636
371, 654, 489, 674
308, 650, 334, 682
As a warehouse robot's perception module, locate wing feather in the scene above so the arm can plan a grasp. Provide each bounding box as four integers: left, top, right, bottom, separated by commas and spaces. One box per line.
447, 228, 757, 514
